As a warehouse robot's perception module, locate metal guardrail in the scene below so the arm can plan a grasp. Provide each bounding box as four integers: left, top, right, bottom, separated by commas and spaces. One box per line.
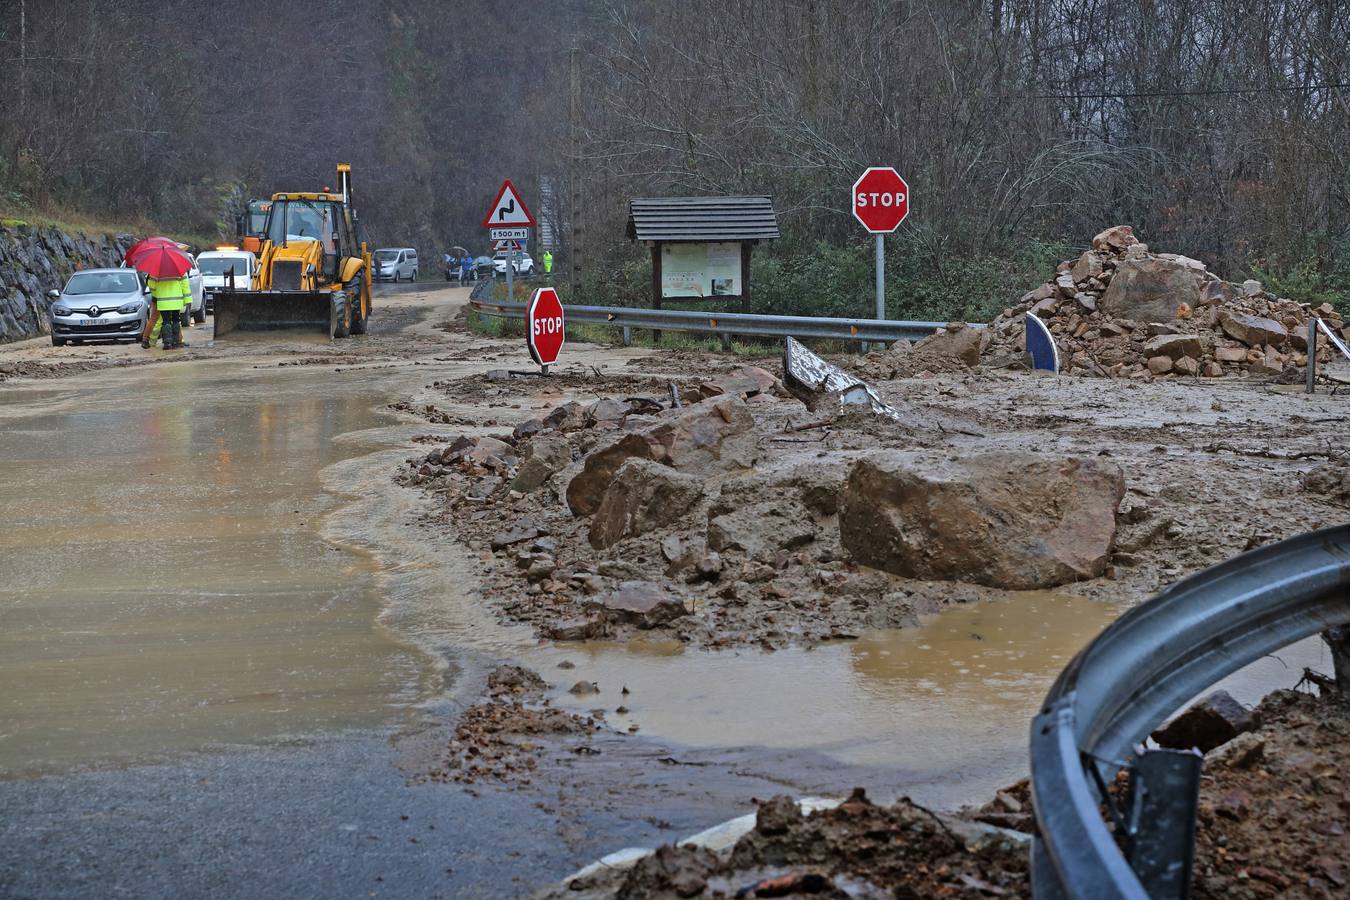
1031, 524, 1350, 899
468, 296, 957, 343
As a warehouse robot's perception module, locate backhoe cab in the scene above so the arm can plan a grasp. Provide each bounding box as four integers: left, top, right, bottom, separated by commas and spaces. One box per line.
214, 164, 373, 339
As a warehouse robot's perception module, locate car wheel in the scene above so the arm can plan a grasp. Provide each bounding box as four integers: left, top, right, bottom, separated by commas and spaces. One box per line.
51, 335, 67, 347
192, 304, 206, 324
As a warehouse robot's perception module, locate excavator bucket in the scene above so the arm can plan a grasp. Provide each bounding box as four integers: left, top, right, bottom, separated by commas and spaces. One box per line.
213, 290, 338, 338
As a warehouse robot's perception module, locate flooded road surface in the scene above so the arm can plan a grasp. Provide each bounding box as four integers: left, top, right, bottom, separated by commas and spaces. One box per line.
0, 363, 425, 776
0, 287, 1326, 808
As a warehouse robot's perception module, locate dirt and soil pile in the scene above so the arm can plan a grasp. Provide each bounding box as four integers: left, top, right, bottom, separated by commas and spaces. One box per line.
560, 788, 1029, 898
398, 359, 1126, 649
1192, 689, 1350, 898
421, 665, 601, 786
981, 225, 1349, 380
861, 225, 1350, 383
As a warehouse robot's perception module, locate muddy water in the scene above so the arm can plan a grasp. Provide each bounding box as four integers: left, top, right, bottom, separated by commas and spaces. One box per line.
0, 365, 425, 776
530, 593, 1123, 804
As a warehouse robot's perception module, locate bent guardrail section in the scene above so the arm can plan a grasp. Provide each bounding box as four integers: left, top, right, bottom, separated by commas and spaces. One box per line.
1031, 525, 1350, 899
469, 297, 957, 343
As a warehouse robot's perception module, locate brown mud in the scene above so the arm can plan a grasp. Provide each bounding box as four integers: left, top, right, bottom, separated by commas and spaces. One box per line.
396, 348, 1349, 652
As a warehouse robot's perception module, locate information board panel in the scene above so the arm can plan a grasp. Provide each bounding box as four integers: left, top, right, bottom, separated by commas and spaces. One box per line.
660, 242, 742, 298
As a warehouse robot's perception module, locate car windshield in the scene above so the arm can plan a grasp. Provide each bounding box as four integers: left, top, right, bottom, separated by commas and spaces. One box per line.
65, 272, 139, 295
198, 257, 247, 276
374, 250, 398, 262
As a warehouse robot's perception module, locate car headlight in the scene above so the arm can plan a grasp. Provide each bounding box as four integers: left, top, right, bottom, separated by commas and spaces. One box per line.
117, 302, 143, 314
53, 305, 71, 316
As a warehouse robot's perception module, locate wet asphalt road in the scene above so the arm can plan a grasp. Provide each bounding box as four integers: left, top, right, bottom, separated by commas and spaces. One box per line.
0, 725, 894, 899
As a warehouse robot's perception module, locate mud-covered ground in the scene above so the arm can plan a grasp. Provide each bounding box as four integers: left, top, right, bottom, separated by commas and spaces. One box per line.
1192, 689, 1350, 898
396, 321, 1350, 652
505, 686, 1347, 899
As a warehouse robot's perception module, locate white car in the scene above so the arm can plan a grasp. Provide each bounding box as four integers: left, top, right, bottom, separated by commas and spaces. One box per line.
196, 250, 258, 314
492, 251, 534, 276
373, 247, 418, 282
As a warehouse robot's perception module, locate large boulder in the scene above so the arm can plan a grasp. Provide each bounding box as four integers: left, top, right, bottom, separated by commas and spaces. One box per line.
704, 459, 847, 556
565, 433, 655, 516
698, 366, 783, 400
898, 322, 983, 370
1100, 257, 1205, 323
1091, 225, 1139, 252
510, 434, 573, 493
565, 396, 756, 516
1217, 309, 1288, 348
838, 451, 1125, 589
1143, 333, 1201, 361
589, 458, 705, 549
588, 580, 689, 628
1070, 250, 1105, 283
1151, 690, 1258, 753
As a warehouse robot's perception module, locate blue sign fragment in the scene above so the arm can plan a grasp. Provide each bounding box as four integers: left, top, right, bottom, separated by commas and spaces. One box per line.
1024, 312, 1060, 373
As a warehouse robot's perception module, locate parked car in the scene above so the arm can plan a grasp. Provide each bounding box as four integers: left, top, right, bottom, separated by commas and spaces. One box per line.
373, 247, 418, 282
184, 254, 205, 322
492, 251, 534, 276
47, 268, 149, 345
474, 256, 495, 277
196, 249, 258, 315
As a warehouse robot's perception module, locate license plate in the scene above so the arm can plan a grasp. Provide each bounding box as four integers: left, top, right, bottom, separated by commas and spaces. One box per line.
78, 318, 110, 326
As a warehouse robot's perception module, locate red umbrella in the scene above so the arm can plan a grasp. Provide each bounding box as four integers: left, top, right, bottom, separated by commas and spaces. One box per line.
124, 236, 181, 265
129, 243, 193, 279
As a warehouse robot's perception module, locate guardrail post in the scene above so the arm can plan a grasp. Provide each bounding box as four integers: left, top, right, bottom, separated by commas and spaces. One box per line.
622, 325, 632, 347
1126, 749, 1203, 899
1307, 316, 1318, 394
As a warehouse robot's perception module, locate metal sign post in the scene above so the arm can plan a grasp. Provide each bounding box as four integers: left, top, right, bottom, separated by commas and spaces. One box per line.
875, 233, 884, 323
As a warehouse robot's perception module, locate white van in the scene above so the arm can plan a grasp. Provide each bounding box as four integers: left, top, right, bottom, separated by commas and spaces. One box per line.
373, 247, 418, 282
196, 250, 258, 315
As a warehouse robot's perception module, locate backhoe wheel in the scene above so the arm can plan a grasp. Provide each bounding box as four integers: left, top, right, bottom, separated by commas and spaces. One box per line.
331, 291, 351, 339
348, 283, 369, 335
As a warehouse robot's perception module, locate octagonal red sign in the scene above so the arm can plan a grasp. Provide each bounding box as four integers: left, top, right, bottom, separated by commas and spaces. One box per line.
526, 287, 565, 366
852, 167, 910, 233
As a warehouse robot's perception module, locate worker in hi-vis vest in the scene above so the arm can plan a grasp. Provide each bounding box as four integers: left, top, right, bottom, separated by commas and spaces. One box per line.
143, 274, 190, 349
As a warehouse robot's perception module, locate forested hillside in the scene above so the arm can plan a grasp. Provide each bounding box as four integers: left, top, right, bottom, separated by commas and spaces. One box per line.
3, 0, 1347, 317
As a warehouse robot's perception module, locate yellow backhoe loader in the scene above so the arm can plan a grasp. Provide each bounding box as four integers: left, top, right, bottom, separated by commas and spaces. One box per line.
213, 164, 373, 338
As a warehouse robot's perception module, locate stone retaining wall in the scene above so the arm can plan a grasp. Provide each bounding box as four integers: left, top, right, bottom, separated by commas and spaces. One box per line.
0, 223, 135, 344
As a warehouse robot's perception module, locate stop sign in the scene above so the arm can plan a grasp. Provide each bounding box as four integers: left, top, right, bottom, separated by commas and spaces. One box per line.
852, 167, 910, 233
526, 287, 565, 366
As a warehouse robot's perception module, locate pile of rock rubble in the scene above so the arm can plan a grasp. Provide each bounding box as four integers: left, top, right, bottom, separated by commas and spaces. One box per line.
983, 225, 1348, 379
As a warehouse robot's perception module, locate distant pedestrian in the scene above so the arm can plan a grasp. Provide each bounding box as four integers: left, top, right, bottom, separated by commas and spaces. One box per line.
542, 250, 553, 276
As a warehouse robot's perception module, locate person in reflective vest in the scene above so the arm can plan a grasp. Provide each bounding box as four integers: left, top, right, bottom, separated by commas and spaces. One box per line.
542, 249, 553, 275
144, 274, 189, 349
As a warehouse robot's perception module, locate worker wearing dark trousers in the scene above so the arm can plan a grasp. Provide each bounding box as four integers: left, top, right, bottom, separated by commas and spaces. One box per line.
147, 275, 188, 349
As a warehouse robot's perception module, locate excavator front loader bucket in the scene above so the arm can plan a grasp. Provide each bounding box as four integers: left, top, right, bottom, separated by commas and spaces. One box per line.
213, 290, 337, 338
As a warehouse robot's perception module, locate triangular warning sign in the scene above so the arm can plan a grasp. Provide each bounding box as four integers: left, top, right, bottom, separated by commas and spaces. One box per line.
481, 179, 536, 228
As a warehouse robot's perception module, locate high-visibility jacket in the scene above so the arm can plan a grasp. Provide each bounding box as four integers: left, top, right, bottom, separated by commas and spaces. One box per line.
148, 275, 190, 312
542, 251, 553, 273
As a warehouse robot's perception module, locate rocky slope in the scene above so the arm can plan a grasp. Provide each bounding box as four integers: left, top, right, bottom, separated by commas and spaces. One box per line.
983, 225, 1348, 380
0, 223, 135, 343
